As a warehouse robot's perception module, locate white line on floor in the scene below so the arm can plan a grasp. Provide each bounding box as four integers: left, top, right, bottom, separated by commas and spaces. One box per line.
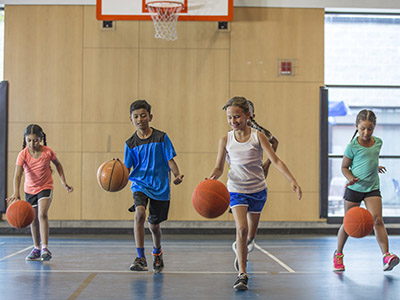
0, 245, 32, 261
254, 243, 296, 273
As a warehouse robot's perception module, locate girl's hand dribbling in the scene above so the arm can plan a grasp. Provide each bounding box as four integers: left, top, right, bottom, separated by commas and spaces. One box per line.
5, 195, 21, 204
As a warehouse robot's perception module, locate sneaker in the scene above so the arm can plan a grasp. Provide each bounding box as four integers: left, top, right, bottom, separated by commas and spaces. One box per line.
333, 251, 345, 271
233, 273, 249, 290
26, 248, 41, 261
152, 252, 164, 273
41, 248, 52, 261
129, 257, 148, 271
383, 252, 399, 271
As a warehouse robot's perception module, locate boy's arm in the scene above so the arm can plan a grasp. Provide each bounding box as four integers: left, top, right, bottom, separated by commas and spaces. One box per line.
168, 158, 184, 185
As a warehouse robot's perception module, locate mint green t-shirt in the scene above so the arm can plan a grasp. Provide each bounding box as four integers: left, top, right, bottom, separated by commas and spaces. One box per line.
343, 136, 382, 193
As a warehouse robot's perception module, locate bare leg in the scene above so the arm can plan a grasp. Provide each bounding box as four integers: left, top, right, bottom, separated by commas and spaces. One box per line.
337, 200, 360, 253
247, 212, 261, 242
232, 206, 249, 274
149, 223, 161, 249
365, 196, 388, 254
30, 207, 41, 249
134, 206, 146, 249
37, 198, 51, 247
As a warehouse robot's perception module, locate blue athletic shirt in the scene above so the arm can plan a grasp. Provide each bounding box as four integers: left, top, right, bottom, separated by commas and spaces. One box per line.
124, 128, 176, 200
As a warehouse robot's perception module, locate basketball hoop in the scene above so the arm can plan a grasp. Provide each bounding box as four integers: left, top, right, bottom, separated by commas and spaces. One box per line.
147, 1, 183, 41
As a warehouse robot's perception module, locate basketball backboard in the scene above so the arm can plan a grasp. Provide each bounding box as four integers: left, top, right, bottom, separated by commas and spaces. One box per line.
96, 0, 233, 21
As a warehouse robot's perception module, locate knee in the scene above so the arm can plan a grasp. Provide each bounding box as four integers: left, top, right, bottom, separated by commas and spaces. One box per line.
237, 225, 248, 239
374, 216, 384, 227
149, 223, 160, 234
134, 209, 146, 223
38, 211, 48, 221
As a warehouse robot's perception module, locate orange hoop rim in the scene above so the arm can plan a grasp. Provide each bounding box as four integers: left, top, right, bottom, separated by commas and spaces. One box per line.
146, 1, 184, 9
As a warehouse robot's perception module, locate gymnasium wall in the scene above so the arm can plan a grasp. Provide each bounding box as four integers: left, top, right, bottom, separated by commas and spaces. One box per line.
3, 5, 324, 222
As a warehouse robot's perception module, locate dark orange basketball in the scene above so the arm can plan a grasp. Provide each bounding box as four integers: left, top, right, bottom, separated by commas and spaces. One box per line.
6, 200, 35, 229
97, 158, 129, 192
192, 179, 230, 219
343, 207, 374, 238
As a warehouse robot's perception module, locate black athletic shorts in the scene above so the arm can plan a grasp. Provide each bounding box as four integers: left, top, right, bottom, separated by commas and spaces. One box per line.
344, 188, 381, 203
25, 189, 53, 207
128, 191, 170, 225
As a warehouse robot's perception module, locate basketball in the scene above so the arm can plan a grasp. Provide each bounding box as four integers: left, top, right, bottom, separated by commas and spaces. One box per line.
6, 200, 35, 229
192, 179, 230, 219
97, 158, 129, 192
343, 207, 374, 238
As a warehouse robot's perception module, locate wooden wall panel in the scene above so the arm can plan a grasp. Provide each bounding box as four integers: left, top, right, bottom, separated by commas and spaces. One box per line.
4, 5, 83, 123
231, 7, 324, 83
83, 6, 139, 48
82, 48, 139, 123
82, 123, 132, 153
139, 48, 230, 153
261, 192, 319, 221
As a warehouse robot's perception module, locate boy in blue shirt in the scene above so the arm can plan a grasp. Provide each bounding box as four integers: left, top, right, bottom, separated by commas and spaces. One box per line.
124, 100, 184, 273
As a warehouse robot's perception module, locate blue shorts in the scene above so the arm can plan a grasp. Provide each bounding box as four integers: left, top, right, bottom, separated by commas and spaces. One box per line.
229, 189, 267, 213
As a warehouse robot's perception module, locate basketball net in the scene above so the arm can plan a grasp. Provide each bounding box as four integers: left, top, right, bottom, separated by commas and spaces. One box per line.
147, 1, 183, 41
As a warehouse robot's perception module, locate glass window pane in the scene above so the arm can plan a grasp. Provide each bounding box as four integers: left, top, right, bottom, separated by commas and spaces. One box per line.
325, 14, 400, 85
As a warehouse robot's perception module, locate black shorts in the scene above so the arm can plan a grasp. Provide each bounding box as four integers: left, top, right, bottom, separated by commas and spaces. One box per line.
25, 189, 53, 207
128, 192, 170, 225
344, 188, 381, 203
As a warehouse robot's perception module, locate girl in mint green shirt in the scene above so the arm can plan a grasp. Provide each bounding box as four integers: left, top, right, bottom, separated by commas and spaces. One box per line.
333, 110, 399, 272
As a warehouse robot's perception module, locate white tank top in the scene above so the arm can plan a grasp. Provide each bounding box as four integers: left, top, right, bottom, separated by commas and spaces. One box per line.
226, 128, 267, 193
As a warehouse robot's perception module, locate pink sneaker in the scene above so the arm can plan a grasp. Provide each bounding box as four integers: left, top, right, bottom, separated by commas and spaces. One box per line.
383, 252, 399, 271
333, 251, 345, 271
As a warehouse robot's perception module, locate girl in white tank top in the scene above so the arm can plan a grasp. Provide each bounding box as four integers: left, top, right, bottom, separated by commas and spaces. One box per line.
208, 96, 302, 291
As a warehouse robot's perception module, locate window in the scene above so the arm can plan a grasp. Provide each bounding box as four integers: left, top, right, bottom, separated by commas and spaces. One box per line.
324, 13, 400, 219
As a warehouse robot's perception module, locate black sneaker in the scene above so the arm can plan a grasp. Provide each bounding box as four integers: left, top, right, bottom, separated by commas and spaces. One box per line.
129, 257, 148, 271
152, 252, 164, 273
233, 273, 249, 290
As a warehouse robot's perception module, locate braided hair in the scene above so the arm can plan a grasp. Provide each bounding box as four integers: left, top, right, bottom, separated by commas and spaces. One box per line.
350, 110, 377, 142
247, 100, 273, 140
22, 124, 47, 149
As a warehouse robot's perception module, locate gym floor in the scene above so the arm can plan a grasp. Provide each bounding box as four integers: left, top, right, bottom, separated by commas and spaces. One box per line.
0, 234, 399, 300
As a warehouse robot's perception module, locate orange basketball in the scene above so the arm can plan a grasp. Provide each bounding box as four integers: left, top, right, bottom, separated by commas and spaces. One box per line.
97, 158, 129, 192
343, 207, 374, 238
6, 200, 35, 229
192, 179, 230, 219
